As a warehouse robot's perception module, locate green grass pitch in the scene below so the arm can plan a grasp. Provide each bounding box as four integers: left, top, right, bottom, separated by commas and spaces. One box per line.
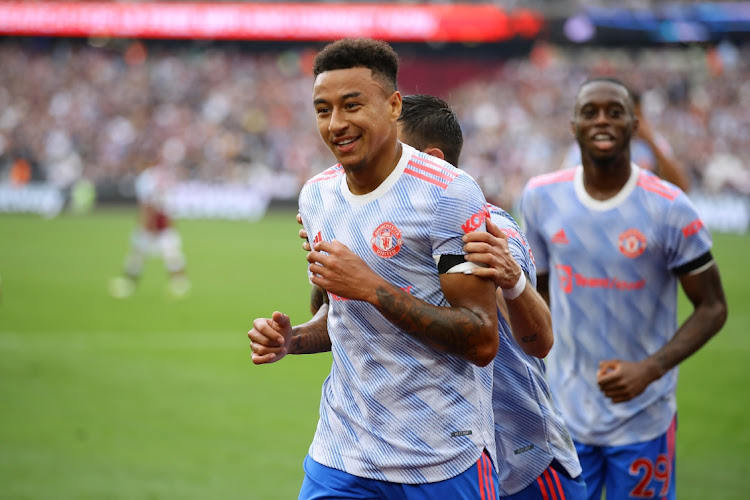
0, 210, 748, 499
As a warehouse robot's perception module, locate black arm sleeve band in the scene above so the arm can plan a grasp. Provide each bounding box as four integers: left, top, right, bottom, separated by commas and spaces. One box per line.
672, 250, 713, 276
437, 254, 468, 274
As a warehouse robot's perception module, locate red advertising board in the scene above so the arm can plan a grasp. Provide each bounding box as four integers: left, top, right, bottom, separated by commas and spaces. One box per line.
0, 2, 543, 42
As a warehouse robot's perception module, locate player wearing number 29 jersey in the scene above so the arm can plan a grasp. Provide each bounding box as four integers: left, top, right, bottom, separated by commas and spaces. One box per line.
520, 75, 726, 500
521, 164, 712, 446
299, 143, 497, 485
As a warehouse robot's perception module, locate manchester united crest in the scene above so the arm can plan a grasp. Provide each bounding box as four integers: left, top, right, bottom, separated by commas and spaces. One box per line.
371, 222, 403, 258
618, 228, 647, 258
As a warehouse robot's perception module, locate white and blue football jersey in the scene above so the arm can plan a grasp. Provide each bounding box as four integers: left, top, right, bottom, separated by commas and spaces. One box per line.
520, 165, 713, 447
487, 205, 582, 495
298, 143, 496, 484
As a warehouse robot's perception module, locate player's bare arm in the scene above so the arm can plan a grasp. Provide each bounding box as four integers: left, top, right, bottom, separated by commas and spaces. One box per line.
287, 304, 332, 355
249, 306, 332, 365
598, 264, 727, 403
649, 264, 727, 376
463, 218, 553, 358
308, 239, 499, 367
501, 283, 553, 358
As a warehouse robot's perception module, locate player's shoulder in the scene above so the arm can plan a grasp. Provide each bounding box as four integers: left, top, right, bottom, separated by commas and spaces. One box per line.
634, 168, 684, 203
302, 164, 345, 190
403, 146, 467, 192
525, 167, 577, 191
486, 203, 519, 228
487, 202, 528, 240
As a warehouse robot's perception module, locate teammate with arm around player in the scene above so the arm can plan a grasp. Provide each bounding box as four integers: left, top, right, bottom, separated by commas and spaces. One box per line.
254, 94, 587, 499
249, 39, 500, 499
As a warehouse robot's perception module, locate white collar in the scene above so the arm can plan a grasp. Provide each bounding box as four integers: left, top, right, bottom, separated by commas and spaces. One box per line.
574, 163, 640, 211
341, 142, 415, 205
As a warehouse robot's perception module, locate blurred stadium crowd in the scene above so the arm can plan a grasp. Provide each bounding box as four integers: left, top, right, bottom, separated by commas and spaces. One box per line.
0, 38, 748, 209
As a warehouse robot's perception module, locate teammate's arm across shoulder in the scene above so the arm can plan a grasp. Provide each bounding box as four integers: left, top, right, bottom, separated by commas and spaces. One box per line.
463, 217, 553, 358
308, 239, 499, 367
598, 263, 727, 403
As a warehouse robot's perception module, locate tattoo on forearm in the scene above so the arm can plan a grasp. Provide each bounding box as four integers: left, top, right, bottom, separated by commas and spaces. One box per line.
374, 285, 482, 359
521, 334, 537, 343
290, 321, 332, 354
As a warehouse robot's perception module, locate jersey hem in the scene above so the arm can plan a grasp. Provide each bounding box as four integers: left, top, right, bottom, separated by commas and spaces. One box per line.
308, 446, 485, 485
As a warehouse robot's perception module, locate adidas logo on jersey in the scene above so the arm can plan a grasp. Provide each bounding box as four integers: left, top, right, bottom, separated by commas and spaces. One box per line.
551, 229, 569, 244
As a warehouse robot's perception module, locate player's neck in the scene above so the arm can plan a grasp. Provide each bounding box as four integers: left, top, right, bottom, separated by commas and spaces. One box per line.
345, 142, 402, 195
581, 155, 632, 201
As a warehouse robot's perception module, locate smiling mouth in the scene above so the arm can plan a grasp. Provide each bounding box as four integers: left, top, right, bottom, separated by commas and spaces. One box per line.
591, 133, 616, 150
333, 136, 359, 153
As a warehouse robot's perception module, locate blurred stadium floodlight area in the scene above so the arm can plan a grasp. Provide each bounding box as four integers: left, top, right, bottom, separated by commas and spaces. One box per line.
0, 1, 748, 232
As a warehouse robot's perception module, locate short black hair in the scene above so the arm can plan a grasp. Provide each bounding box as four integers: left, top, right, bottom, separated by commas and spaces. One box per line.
313, 38, 399, 93
398, 94, 463, 167
575, 77, 636, 114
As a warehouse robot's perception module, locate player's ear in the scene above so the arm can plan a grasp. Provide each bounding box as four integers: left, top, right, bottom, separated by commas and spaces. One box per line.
389, 91, 402, 121
569, 119, 576, 138
423, 147, 444, 161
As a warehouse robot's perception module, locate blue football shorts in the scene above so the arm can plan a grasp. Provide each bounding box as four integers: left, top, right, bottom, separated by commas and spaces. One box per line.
574, 415, 677, 500
501, 459, 587, 499
298, 451, 498, 500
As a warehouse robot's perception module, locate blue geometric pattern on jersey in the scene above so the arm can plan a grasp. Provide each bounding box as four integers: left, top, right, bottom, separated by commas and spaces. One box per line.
520, 165, 712, 446
298, 144, 496, 483
487, 205, 582, 495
